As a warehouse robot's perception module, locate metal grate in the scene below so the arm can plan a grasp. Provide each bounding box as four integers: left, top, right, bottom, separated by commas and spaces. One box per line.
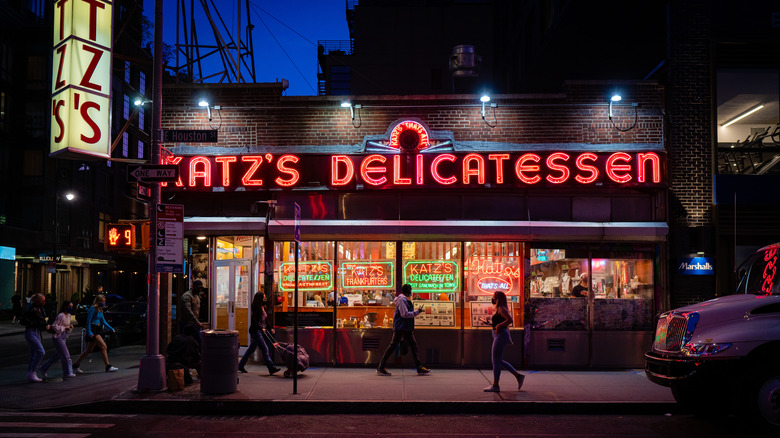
362, 336, 380, 351
547, 338, 566, 352
653, 315, 688, 352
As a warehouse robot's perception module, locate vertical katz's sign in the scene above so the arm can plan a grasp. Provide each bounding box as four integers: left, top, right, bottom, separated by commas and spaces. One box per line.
50, 0, 113, 159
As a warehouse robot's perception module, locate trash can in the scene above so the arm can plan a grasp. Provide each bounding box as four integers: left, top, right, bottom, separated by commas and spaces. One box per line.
200, 329, 239, 395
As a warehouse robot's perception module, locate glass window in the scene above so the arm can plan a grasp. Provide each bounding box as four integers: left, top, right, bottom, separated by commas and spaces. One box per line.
216, 236, 253, 260
273, 241, 335, 328
335, 241, 396, 329
123, 95, 130, 120
591, 250, 655, 331
464, 242, 523, 328
138, 107, 145, 131
121, 132, 128, 157
402, 242, 460, 328
137, 140, 144, 160
525, 247, 589, 331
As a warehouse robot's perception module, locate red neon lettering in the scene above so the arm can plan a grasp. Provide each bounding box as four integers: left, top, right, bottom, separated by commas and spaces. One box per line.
389, 121, 429, 149
488, 154, 509, 184
515, 153, 541, 184
431, 154, 457, 185
55, 45, 67, 90
416, 154, 424, 184
575, 153, 599, 184
214, 156, 236, 186
393, 155, 412, 185
469, 259, 521, 278
276, 155, 300, 187
241, 156, 264, 186
637, 152, 661, 183
762, 248, 777, 295
331, 155, 354, 186
189, 156, 211, 187
360, 154, 387, 186
79, 45, 104, 91
56, 0, 68, 41
546, 152, 570, 184
606, 152, 632, 183
462, 153, 485, 184
162, 156, 184, 187
79, 100, 101, 144
52, 100, 65, 143
84, 0, 105, 42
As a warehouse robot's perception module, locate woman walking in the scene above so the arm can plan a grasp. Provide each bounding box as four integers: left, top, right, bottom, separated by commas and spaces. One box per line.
20, 293, 49, 382
482, 291, 525, 392
238, 291, 280, 375
72, 295, 118, 373
38, 301, 76, 379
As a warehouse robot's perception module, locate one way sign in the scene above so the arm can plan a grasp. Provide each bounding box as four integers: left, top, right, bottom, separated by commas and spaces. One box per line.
127, 165, 179, 183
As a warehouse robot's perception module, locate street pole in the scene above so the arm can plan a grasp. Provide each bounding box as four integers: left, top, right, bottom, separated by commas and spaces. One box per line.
53, 195, 59, 297
137, 0, 165, 391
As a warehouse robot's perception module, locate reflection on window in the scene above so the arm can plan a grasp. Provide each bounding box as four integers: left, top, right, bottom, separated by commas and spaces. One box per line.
402, 242, 460, 328
464, 242, 522, 328
591, 258, 653, 300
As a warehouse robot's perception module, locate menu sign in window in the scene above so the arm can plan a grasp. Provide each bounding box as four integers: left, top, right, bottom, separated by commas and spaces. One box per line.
403, 261, 459, 292
340, 261, 395, 289
279, 261, 333, 291
414, 301, 455, 327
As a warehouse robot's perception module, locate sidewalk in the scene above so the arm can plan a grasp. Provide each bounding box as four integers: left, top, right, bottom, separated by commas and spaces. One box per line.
0, 341, 679, 416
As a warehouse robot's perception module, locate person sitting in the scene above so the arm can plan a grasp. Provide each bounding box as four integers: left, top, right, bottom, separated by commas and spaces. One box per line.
166, 324, 201, 385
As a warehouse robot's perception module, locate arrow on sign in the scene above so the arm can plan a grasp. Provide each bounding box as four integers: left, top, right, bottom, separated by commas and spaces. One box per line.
127, 165, 179, 183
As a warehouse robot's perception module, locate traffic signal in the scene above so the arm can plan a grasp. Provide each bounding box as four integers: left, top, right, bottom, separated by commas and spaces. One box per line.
106, 223, 135, 251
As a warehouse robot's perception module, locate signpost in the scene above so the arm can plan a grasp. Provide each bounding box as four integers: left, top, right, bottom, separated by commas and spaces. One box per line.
155, 204, 183, 273
127, 165, 179, 183
162, 129, 218, 143
293, 202, 301, 394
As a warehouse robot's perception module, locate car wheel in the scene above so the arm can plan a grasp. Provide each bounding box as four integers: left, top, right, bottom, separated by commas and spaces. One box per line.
742, 369, 780, 433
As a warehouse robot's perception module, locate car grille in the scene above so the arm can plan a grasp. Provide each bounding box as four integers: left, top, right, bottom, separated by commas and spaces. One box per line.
652, 314, 688, 352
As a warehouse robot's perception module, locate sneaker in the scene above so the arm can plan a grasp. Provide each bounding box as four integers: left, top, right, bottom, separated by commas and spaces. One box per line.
376, 368, 391, 376
238, 367, 248, 373
74, 367, 84, 374
64, 374, 77, 378
416, 367, 431, 375
483, 385, 500, 392
27, 372, 42, 383
269, 367, 281, 375
516, 374, 525, 390
106, 366, 118, 372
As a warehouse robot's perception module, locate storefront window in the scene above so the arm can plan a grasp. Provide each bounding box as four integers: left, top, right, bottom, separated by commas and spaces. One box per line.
402, 242, 460, 328
273, 241, 335, 328
464, 242, 523, 329
591, 254, 654, 331
335, 241, 396, 328
526, 247, 589, 331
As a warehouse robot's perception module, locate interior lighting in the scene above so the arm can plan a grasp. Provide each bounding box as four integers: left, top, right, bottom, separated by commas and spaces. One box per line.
196, 236, 207, 240
721, 105, 764, 128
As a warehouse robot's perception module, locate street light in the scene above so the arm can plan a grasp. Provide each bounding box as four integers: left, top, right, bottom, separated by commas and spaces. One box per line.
53, 191, 76, 296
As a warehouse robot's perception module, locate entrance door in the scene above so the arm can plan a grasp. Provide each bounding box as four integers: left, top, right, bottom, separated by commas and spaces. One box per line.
214, 260, 251, 345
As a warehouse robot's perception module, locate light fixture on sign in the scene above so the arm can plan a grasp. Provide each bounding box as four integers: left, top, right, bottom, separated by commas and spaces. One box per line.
197, 98, 222, 129
341, 101, 362, 128
608, 92, 638, 132
480, 94, 497, 128
721, 105, 764, 128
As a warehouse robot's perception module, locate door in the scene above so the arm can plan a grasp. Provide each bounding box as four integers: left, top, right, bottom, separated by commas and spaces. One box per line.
214, 260, 251, 345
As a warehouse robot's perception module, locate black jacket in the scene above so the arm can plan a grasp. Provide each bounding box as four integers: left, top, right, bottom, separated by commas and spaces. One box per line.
20, 306, 47, 329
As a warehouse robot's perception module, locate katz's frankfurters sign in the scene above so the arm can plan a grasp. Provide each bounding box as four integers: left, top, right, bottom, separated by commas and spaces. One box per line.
161, 150, 665, 190
50, 0, 113, 159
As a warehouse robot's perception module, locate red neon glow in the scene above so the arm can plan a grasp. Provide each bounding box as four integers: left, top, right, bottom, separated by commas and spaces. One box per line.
189, 156, 211, 187
462, 153, 485, 184
637, 152, 661, 183
331, 155, 354, 186
515, 153, 541, 184
215, 156, 236, 186
762, 248, 777, 295
393, 155, 412, 185
241, 156, 264, 186
416, 154, 424, 185
606, 152, 632, 183
431, 154, 457, 185
161, 156, 184, 187
275, 155, 300, 187
488, 154, 509, 184
546, 152, 570, 184
360, 154, 388, 186
389, 121, 430, 150
575, 153, 599, 184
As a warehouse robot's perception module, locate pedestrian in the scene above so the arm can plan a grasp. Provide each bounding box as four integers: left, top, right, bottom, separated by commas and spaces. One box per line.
166, 324, 201, 385
11, 291, 22, 324
25, 290, 34, 311
238, 290, 281, 375
376, 283, 431, 376
482, 291, 525, 392
38, 301, 76, 380
179, 280, 204, 347
19, 293, 49, 382
72, 294, 118, 373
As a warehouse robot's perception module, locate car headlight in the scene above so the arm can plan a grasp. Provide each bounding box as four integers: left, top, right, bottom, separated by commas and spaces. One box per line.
681, 342, 732, 357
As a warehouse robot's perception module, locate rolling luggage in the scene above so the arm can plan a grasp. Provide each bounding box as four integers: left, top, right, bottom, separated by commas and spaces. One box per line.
262, 330, 309, 377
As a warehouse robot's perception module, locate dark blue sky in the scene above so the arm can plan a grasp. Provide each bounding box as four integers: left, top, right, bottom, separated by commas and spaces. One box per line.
143, 0, 349, 96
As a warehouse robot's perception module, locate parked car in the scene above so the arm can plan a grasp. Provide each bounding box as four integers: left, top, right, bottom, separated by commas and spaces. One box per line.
103, 301, 147, 345
644, 243, 780, 432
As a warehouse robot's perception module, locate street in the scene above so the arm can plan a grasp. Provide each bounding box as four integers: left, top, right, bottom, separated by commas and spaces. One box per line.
0, 412, 754, 437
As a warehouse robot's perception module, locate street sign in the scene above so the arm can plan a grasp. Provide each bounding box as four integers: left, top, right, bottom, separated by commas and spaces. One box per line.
162, 129, 218, 143
294, 202, 301, 243
155, 204, 184, 273
128, 165, 179, 183
137, 183, 151, 201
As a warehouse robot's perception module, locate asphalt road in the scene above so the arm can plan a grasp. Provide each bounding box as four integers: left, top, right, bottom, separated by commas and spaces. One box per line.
0, 330, 135, 368
0, 412, 756, 438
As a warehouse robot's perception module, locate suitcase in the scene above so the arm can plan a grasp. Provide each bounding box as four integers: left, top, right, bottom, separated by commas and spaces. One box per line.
262, 330, 309, 377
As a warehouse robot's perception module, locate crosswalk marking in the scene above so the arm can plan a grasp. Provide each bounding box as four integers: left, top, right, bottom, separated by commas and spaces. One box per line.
0, 434, 90, 438
0, 422, 113, 429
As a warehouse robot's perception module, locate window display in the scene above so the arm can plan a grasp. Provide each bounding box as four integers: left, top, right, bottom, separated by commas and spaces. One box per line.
403, 242, 461, 328
464, 242, 523, 328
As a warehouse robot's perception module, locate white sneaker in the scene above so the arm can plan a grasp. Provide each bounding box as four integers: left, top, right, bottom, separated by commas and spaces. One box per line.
27, 372, 42, 383
106, 366, 118, 372
483, 385, 500, 392
64, 374, 77, 378
74, 368, 84, 374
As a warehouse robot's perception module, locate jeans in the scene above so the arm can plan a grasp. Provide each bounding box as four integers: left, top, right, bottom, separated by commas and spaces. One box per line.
40, 334, 73, 376
378, 330, 422, 369
238, 329, 276, 371
25, 328, 45, 374
491, 327, 518, 383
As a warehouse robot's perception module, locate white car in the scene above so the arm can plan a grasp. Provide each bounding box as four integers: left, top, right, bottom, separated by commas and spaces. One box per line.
645, 243, 780, 431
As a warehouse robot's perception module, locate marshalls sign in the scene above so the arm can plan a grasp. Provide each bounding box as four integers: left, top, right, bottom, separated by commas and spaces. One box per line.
50, 0, 113, 160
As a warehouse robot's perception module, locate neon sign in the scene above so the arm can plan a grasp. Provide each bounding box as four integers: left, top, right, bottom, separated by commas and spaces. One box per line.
162, 151, 665, 191
340, 261, 395, 290
403, 261, 460, 292
279, 261, 333, 292
389, 120, 430, 151
466, 258, 522, 296
105, 223, 134, 251
762, 248, 777, 295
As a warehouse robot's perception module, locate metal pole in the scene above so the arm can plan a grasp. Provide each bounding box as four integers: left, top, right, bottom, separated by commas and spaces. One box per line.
53, 195, 59, 297
293, 240, 299, 394
137, 0, 166, 391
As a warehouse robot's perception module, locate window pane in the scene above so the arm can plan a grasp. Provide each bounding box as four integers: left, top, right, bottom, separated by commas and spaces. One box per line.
402, 242, 460, 328
335, 241, 396, 329
464, 242, 523, 328
526, 247, 588, 331
591, 253, 655, 331
273, 241, 335, 328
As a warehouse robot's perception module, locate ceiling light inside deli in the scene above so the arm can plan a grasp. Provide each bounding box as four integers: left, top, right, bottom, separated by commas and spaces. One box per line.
50, 0, 113, 159
160, 151, 665, 190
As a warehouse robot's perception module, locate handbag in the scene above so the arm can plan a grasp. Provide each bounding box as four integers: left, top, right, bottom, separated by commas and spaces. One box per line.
167, 368, 185, 392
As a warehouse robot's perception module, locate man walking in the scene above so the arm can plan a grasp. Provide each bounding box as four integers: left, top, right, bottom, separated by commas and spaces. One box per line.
376, 284, 431, 376
180, 280, 204, 346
